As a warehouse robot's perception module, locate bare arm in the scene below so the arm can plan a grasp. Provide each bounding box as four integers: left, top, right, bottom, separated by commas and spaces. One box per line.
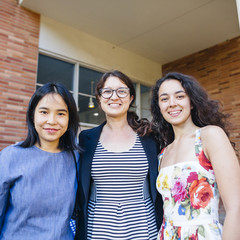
201, 126, 240, 240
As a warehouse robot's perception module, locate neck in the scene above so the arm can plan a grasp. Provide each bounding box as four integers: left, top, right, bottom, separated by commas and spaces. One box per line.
105, 116, 130, 132
172, 123, 198, 140
35, 141, 61, 153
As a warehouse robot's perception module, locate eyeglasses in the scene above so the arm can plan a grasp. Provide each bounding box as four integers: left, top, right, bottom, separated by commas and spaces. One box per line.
100, 87, 130, 99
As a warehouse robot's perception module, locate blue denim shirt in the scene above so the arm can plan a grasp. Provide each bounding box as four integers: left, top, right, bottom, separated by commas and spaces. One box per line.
0, 144, 78, 240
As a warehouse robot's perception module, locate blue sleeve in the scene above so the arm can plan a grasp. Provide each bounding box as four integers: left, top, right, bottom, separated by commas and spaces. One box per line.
0, 149, 11, 231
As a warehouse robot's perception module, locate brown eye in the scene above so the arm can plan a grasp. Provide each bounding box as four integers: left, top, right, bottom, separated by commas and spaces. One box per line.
177, 95, 185, 99
102, 89, 112, 95
40, 111, 47, 114
116, 88, 129, 98
160, 97, 168, 102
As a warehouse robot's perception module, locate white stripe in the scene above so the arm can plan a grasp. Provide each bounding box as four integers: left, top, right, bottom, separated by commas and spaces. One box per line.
87, 136, 157, 240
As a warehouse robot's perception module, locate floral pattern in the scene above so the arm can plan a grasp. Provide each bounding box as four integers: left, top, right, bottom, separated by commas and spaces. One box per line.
156, 129, 222, 240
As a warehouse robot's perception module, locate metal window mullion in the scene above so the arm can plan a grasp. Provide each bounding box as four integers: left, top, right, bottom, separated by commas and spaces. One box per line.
73, 63, 79, 110
135, 83, 141, 117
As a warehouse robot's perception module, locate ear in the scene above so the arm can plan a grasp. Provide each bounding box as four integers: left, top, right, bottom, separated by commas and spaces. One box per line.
96, 96, 101, 104
130, 95, 134, 103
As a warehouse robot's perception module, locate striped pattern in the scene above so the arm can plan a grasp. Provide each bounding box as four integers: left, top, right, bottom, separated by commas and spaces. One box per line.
87, 136, 157, 239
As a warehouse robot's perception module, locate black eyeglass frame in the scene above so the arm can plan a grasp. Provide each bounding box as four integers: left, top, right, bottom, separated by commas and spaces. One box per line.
99, 87, 130, 99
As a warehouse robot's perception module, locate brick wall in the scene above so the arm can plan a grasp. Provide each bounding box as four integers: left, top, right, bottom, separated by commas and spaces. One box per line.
0, 0, 40, 150
162, 36, 240, 156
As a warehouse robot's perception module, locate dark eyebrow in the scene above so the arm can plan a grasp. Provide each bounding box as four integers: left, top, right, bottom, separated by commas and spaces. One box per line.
159, 90, 185, 98
57, 109, 68, 112
176, 90, 185, 94
102, 87, 128, 90
159, 93, 168, 97
38, 107, 68, 112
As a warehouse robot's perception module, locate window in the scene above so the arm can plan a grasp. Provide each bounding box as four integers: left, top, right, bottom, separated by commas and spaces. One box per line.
36, 53, 152, 127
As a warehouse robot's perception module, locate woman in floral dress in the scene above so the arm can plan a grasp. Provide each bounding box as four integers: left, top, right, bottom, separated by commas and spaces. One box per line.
151, 72, 240, 240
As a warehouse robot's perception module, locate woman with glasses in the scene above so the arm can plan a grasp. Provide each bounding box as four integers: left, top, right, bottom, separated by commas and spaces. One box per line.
74, 70, 163, 240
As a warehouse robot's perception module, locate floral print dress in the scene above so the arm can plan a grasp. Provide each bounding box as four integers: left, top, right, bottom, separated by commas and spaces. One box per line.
156, 129, 222, 240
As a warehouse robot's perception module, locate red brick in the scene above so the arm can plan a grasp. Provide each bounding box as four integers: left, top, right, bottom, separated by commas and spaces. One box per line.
0, 0, 40, 150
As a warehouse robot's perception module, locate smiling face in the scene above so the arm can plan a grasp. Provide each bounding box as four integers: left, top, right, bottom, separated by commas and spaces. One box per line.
34, 93, 69, 149
158, 79, 193, 127
99, 76, 133, 119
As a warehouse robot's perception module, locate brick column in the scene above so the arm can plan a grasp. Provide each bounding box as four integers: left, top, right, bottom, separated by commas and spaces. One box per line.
0, 0, 40, 150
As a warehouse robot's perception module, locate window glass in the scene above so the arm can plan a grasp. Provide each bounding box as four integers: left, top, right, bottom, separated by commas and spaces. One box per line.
78, 95, 105, 125
140, 85, 152, 120
78, 66, 105, 125
37, 54, 74, 90
78, 67, 103, 94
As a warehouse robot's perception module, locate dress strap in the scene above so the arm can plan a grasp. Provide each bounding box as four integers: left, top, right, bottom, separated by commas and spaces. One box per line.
158, 148, 165, 172
194, 128, 203, 157
194, 128, 214, 172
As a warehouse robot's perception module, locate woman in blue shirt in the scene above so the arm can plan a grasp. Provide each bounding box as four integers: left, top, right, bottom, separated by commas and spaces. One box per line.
0, 82, 81, 240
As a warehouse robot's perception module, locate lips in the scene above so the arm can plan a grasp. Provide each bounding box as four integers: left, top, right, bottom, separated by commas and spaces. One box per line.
168, 110, 181, 117
44, 128, 59, 134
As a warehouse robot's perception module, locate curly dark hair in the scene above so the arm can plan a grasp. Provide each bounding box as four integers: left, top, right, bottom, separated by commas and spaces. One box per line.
151, 72, 233, 149
96, 70, 151, 136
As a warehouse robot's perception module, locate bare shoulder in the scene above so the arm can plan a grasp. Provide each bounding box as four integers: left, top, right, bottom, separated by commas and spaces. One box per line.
200, 125, 233, 158
200, 125, 227, 141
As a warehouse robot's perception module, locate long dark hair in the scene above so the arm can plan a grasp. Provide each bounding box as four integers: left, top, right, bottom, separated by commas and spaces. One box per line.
20, 82, 81, 152
96, 70, 151, 136
151, 72, 233, 149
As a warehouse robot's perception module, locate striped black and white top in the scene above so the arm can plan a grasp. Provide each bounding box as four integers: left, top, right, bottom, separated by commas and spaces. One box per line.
87, 135, 158, 240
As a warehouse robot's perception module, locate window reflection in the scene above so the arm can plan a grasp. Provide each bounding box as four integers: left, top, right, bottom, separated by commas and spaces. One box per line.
37, 54, 74, 90
78, 95, 105, 125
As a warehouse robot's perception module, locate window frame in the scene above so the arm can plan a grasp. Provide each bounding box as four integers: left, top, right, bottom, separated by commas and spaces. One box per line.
37, 50, 152, 127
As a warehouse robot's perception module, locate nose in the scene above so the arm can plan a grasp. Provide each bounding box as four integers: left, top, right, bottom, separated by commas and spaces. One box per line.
169, 96, 177, 107
47, 113, 57, 124
110, 90, 119, 99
